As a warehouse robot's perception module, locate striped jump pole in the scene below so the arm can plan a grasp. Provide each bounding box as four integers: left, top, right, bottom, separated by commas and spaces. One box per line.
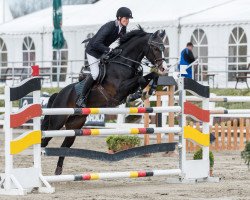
44, 169, 181, 183
42, 127, 182, 138
211, 114, 250, 118
210, 109, 250, 114
175, 96, 250, 102
42, 106, 181, 115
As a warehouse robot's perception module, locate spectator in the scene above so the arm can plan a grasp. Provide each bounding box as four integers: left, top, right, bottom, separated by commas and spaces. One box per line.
178, 42, 195, 78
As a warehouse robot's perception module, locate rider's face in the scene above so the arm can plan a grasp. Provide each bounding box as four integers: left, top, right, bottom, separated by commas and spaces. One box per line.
119, 17, 129, 26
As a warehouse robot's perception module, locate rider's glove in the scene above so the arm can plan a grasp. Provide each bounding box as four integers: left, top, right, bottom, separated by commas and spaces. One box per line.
110, 48, 122, 55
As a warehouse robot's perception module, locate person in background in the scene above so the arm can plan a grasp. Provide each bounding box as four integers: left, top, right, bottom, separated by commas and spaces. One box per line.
178, 42, 195, 78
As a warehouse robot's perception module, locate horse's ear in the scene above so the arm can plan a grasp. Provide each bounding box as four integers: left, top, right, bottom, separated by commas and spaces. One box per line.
159, 30, 166, 39
152, 30, 160, 38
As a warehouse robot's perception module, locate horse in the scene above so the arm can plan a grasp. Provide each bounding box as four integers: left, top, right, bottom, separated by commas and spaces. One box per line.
41, 26, 167, 175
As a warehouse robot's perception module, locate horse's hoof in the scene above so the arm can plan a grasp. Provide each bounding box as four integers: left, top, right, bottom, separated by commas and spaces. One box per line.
55, 166, 63, 175
41, 148, 45, 155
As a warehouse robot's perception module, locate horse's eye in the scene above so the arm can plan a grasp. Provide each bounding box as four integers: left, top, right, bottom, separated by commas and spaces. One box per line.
158, 45, 164, 51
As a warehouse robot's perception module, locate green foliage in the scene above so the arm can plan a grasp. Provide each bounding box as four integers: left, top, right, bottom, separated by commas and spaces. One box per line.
210, 89, 250, 109
241, 141, 250, 170
106, 135, 141, 152
210, 88, 250, 96
193, 148, 214, 168
106, 119, 117, 123
41, 87, 61, 94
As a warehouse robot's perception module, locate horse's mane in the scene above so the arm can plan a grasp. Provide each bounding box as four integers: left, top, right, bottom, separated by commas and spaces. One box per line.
119, 25, 147, 45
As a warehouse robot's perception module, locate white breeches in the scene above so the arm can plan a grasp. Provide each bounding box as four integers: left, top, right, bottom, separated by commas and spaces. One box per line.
87, 53, 100, 80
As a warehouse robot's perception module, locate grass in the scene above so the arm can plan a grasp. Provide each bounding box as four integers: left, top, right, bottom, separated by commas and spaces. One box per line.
210, 88, 250, 96
41, 87, 61, 94
210, 88, 250, 109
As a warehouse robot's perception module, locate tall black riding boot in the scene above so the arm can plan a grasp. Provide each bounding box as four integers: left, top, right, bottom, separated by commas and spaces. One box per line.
76, 75, 94, 107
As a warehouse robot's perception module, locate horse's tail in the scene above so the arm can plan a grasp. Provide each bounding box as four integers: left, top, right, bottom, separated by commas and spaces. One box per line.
41, 93, 58, 130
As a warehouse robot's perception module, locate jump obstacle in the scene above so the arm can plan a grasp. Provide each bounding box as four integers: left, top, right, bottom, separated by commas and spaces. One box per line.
0, 66, 220, 195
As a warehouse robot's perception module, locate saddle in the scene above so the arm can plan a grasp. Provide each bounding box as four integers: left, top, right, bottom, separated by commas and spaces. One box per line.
75, 62, 106, 96
75, 62, 120, 106
78, 62, 106, 84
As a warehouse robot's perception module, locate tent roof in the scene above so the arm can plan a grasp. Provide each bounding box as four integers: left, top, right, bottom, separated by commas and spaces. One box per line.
181, 0, 250, 26
0, 0, 245, 34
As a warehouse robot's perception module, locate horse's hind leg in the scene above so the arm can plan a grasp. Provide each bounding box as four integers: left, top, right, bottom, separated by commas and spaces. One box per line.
55, 136, 76, 175
41, 93, 60, 147
41, 115, 69, 148
55, 115, 87, 175
41, 137, 52, 148
41, 115, 53, 147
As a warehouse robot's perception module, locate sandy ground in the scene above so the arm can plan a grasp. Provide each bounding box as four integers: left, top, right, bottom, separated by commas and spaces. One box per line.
0, 134, 250, 200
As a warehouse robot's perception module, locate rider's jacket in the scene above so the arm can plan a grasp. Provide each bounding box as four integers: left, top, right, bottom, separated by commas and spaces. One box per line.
86, 20, 126, 59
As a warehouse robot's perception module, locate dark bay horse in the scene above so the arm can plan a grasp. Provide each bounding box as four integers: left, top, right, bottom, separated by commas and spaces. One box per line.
41, 27, 167, 175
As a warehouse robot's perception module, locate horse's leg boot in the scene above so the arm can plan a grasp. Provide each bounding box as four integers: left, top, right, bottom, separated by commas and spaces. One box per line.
149, 83, 157, 95
126, 89, 142, 102
76, 75, 94, 107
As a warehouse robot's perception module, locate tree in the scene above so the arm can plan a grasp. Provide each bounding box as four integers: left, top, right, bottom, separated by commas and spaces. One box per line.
9, 0, 99, 18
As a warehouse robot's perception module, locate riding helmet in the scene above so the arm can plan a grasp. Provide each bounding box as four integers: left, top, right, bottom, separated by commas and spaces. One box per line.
116, 7, 133, 19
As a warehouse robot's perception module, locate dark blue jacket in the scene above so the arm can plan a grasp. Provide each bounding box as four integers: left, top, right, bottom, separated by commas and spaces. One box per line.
178, 48, 195, 78
85, 20, 126, 59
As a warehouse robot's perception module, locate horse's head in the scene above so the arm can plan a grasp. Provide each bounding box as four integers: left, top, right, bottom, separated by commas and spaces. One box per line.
145, 30, 166, 72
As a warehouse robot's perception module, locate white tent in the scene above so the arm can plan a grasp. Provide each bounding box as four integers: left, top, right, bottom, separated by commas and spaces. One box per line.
0, 0, 249, 88
0, 0, 233, 33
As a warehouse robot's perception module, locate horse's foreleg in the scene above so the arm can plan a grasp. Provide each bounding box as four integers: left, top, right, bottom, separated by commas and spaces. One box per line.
119, 76, 140, 94
120, 73, 159, 102
142, 72, 159, 96
142, 72, 159, 89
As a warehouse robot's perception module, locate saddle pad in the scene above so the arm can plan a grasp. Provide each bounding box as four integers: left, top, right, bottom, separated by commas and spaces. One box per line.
74, 79, 85, 96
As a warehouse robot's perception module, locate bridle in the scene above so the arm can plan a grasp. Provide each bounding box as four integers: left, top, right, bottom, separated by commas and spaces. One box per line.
113, 33, 165, 71
145, 33, 166, 68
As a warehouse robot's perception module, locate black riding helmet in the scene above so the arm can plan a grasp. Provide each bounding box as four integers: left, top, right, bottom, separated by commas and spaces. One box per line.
116, 7, 133, 19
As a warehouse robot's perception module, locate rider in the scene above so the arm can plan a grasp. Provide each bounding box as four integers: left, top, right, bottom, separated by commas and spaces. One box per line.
76, 7, 133, 107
